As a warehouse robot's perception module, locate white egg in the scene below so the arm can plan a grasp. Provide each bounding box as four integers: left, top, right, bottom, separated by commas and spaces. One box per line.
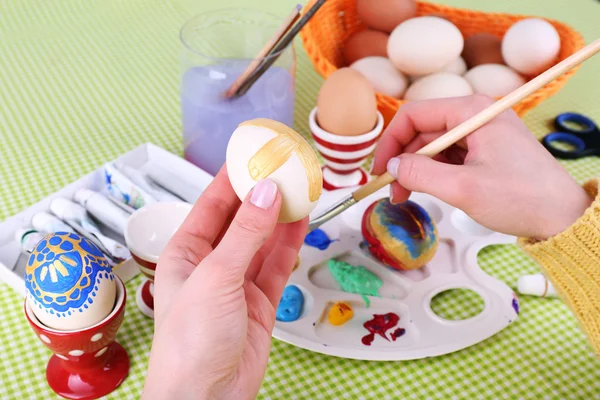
388, 17, 464, 76
25, 233, 117, 331
350, 56, 408, 98
464, 64, 526, 98
404, 72, 473, 101
442, 56, 467, 75
502, 18, 560, 76
409, 56, 467, 83
226, 119, 323, 223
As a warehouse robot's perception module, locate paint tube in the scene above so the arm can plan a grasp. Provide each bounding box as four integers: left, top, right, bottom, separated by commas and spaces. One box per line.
14, 228, 46, 253
113, 162, 183, 202
50, 197, 131, 261
31, 212, 74, 234
104, 162, 156, 210
143, 162, 203, 204
74, 189, 130, 234
517, 273, 558, 298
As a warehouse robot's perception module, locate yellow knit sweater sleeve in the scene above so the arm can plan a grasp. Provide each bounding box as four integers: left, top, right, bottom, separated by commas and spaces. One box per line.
518, 178, 600, 354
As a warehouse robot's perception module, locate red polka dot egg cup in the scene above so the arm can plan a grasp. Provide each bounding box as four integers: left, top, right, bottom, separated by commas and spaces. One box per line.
309, 108, 383, 191
124, 202, 193, 319
25, 277, 129, 400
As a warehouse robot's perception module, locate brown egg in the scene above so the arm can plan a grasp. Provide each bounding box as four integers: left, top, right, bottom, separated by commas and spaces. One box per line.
356, 0, 417, 33
343, 30, 389, 65
317, 68, 378, 136
462, 33, 505, 68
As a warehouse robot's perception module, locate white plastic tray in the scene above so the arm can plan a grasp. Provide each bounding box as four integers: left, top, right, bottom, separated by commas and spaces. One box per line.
0, 143, 214, 296
273, 186, 519, 361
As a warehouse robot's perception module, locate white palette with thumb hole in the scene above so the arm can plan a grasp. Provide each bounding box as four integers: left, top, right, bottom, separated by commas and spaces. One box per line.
272, 186, 519, 361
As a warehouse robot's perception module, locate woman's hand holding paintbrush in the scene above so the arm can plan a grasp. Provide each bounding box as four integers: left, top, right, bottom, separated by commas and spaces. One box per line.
308, 38, 600, 233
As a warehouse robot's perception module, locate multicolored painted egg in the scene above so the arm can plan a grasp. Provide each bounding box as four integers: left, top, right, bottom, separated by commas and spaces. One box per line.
362, 199, 438, 270
25, 232, 116, 331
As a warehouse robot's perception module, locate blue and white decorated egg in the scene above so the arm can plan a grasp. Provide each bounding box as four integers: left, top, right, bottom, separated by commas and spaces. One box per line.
25, 232, 116, 331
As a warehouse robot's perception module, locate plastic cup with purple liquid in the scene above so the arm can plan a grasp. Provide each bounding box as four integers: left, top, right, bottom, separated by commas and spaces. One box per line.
180, 9, 296, 177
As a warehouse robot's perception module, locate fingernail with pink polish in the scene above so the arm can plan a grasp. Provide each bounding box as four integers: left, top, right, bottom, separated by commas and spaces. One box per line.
387, 158, 400, 179
251, 180, 278, 210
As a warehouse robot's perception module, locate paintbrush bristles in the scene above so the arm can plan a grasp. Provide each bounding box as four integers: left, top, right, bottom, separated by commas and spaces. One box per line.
351, 38, 600, 203
224, 5, 302, 99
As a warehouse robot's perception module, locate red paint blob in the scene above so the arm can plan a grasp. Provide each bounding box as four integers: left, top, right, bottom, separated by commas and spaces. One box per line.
361, 313, 402, 346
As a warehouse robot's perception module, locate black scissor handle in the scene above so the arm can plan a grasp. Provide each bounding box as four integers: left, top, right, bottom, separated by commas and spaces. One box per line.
541, 132, 587, 159
555, 112, 597, 134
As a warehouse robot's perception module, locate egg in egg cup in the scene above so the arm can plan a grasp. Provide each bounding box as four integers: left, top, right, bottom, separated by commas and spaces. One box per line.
309, 107, 383, 190
24, 232, 129, 400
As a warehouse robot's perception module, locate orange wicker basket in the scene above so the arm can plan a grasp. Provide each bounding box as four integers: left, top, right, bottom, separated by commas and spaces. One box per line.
301, 0, 585, 126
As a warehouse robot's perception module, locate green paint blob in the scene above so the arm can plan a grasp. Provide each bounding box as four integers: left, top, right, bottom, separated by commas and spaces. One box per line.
328, 259, 382, 306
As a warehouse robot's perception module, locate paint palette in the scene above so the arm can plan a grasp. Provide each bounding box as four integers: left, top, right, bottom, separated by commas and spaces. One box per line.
272, 187, 519, 361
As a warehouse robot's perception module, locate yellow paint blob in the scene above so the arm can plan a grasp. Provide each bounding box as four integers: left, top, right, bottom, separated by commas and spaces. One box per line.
328, 302, 354, 326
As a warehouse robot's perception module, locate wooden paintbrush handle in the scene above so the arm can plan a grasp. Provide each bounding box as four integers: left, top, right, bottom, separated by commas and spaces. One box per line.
351, 38, 600, 203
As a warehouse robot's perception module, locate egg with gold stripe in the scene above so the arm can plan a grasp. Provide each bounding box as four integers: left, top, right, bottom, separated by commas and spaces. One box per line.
25, 232, 116, 331
226, 118, 323, 223
362, 199, 438, 270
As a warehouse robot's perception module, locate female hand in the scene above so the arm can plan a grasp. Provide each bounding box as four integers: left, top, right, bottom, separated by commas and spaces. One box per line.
372, 95, 592, 240
142, 167, 307, 400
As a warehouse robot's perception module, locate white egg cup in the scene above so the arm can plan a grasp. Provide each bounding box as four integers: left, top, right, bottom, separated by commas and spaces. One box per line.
124, 202, 193, 319
309, 108, 384, 190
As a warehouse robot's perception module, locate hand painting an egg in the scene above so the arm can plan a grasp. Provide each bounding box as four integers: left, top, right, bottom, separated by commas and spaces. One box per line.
226, 118, 323, 223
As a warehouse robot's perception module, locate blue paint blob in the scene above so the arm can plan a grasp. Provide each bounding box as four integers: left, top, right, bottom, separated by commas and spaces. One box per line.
512, 295, 520, 315
28, 254, 35, 266
36, 240, 47, 252
80, 277, 89, 287
60, 241, 73, 251
50, 310, 54, 314
48, 236, 62, 246
44, 296, 53, 302
92, 292, 96, 297
41, 247, 50, 254
35, 290, 41, 297
88, 298, 93, 304
68, 311, 71, 316
45, 252, 55, 260
70, 288, 80, 299
36, 253, 44, 262
86, 266, 92, 274
84, 304, 89, 309
56, 296, 66, 302
94, 285, 99, 291
304, 229, 335, 250
68, 233, 79, 240
79, 309, 83, 313
276, 285, 304, 322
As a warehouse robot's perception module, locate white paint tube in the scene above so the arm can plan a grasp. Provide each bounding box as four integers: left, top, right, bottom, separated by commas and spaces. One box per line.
143, 162, 203, 204
517, 273, 558, 298
104, 162, 156, 210
50, 197, 131, 261
31, 212, 74, 234
74, 189, 130, 234
113, 162, 183, 203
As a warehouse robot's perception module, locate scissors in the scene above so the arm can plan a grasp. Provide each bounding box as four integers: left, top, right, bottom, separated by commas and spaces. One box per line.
541, 112, 600, 159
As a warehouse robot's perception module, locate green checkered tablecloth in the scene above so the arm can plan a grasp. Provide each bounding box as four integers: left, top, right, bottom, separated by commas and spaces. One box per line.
1, 0, 600, 399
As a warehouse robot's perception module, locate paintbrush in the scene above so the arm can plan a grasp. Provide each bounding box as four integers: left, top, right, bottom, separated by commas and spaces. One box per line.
231, 0, 328, 98
225, 4, 302, 99
308, 38, 600, 232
